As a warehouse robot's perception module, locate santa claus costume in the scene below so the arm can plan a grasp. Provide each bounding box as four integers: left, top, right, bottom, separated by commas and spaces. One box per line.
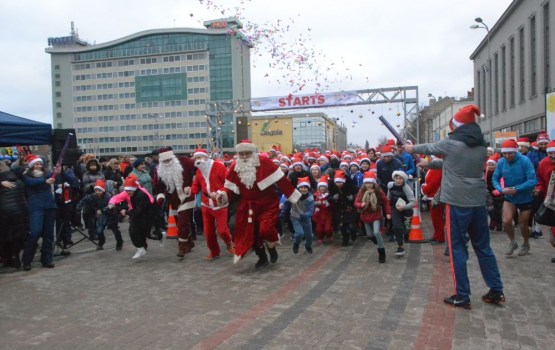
154, 149, 196, 258
421, 157, 445, 244
190, 149, 234, 260
219, 140, 301, 268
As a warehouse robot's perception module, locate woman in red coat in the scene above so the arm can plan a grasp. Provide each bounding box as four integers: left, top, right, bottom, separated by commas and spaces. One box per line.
421, 157, 445, 244
355, 171, 391, 263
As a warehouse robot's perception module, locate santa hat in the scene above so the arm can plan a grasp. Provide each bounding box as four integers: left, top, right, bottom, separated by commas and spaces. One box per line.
450, 104, 480, 130
25, 154, 42, 168
359, 153, 370, 164
501, 139, 519, 153
291, 157, 304, 168
349, 161, 360, 169
308, 152, 316, 160
386, 139, 396, 146
310, 163, 320, 171
236, 139, 257, 153
318, 155, 329, 164
517, 138, 530, 147
363, 171, 377, 184
486, 157, 497, 165
297, 176, 310, 189
123, 176, 138, 191
342, 153, 353, 161
318, 175, 329, 188
339, 161, 349, 169
392, 170, 408, 181
546, 140, 555, 153
334, 170, 347, 183
272, 159, 281, 165
94, 180, 106, 192
325, 150, 331, 155
279, 163, 290, 172
381, 145, 394, 157
280, 156, 291, 163
531, 141, 539, 150
537, 131, 550, 144
487, 147, 495, 153
193, 149, 209, 158
159, 149, 175, 162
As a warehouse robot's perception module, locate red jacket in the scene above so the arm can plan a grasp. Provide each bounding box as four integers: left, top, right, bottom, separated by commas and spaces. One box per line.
191, 160, 228, 210
354, 187, 390, 223
536, 157, 555, 198
313, 191, 333, 222
421, 168, 442, 198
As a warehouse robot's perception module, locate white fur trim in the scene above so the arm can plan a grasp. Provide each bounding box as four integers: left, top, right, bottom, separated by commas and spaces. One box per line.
156, 193, 165, 201
94, 186, 106, 192
124, 186, 137, 191
501, 147, 518, 153
547, 146, 555, 153
392, 170, 408, 181
317, 181, 328, 188
224, 179, 240, 195
486, 159, 497, 165
517, 142, 530, 147
28, 158, 42, 167
236, 142, 257, 153
257, 168, 284, 191
288, 189, 302, 204
297, 181, 310, 189
451, 117, 463, 128
381, 152, 393, 157
193, 151, 209, 158
159, 150, 175, 162
233, 254, 242, 264
177, 200, 196, 212
334, 177, 346, 183
363, 178, 377, 184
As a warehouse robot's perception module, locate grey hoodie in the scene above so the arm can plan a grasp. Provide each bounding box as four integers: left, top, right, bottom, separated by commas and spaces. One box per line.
413, 123, 487, 207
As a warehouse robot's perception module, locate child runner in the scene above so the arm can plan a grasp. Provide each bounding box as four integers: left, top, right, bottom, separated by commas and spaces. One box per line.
313, 174, 334, 244
387, 171, 416, 257
283, 177, 315, 254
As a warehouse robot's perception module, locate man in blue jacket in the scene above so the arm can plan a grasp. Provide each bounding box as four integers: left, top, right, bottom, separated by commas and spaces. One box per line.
493, 139, 537, 257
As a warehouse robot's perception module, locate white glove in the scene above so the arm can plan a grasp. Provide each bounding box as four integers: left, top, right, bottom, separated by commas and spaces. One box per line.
55, 188, 62, 194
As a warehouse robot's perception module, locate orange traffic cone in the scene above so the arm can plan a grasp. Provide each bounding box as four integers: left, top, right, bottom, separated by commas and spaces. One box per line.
407, 202, 426, 243
166, 205, 178, 239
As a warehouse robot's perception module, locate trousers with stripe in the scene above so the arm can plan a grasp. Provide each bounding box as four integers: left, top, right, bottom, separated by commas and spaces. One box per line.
446, 205, 503, 298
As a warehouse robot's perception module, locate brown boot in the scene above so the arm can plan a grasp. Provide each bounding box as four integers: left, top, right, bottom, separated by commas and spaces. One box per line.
177, 241, 187, 257
184, 240, 195, 253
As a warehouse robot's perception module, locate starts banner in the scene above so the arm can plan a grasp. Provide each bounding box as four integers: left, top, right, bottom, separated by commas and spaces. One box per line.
251, 91, 358, 112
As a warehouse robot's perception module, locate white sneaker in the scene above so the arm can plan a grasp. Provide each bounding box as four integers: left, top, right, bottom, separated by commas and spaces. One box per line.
132, 247, 147, 259
505, 240, 518, 256
159, 231, 167, 247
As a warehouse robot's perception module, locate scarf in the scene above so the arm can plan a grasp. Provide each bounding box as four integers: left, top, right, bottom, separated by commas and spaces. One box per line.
362, 188, 378, 212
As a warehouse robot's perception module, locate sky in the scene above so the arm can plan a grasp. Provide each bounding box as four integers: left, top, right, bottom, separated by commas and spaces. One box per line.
0, 0, 512, 147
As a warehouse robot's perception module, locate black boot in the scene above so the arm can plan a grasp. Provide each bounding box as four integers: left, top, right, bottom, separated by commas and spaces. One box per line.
96, 236, 105, 251
254, 247, 269, 269
267, 246, 278, 263
378, 248, 386, 263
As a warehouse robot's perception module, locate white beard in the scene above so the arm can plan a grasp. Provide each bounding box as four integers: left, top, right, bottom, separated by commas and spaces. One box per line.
234, 154, 259, 189
195, 158, 212, 180
157, 157, 183, 193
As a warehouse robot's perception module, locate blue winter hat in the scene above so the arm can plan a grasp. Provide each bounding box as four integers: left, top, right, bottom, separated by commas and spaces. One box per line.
133, 158, 145, 168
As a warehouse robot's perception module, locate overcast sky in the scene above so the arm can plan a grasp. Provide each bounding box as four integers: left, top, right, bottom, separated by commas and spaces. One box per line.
0, 0, 511, 146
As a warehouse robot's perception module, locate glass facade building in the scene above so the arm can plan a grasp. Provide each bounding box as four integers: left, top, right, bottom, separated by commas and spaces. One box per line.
46, 18, 251, 155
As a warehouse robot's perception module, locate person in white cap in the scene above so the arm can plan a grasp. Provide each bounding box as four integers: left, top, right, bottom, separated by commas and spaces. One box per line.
154, 148, 196, 258
217, 140, 301, 268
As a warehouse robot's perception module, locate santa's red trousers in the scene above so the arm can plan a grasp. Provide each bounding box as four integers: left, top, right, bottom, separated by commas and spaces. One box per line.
429, 202, 445, 242
234, 199, 280, 257
314, 215, 333, 240
201, 206, 232, 256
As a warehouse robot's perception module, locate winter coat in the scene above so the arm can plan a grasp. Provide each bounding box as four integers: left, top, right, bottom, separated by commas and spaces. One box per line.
22, 170, 57, 211
376, 158, 404, 193
395, 152, 416, 177
387, 182, 416, 212
0, 172, 28, 217
528, 149, 547, 170
131, 168, 153, 195
355, 187, 390, 222
283, 193, 315, 221
536, 157, 555, 199
412, 123, 488, 207
493, 152, 537, 205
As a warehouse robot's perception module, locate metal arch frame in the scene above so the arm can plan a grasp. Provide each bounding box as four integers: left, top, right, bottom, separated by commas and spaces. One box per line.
205, 85, 419, 158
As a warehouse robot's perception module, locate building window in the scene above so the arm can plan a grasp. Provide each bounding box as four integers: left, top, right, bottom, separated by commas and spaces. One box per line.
55, 81, 61, 87
56, 102, 62, 108
509, 37, 515, 107
518, 27, 525, 103
530, 15, 537, 97
56, 112, 62, 118
57, 123, 62, 128
501, 45, 507, 111
494, 52, 499, 115
544, 2, 551, 92
55, 74, 60, 79
54, 65, 60, 70
55, 92, 61, 97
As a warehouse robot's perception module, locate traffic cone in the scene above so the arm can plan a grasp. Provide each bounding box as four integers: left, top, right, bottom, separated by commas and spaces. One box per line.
166, 205, 178, 239
407, 202, 427, 243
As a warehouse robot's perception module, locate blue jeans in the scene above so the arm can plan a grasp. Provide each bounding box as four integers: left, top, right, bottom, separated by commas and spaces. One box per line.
292, 217, 313, 249
364, 221, 384, 248
22, 208, 57, 265
446, 205, 503, 299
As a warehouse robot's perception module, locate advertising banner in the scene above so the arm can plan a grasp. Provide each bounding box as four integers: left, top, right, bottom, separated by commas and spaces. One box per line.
547, 91, 555, 140
494, 131, 518, 147
251, 91, 358, 112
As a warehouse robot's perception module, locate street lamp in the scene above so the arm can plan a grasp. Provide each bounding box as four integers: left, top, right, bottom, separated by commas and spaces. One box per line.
148, 113, 162, 149
471, 17, 493, 146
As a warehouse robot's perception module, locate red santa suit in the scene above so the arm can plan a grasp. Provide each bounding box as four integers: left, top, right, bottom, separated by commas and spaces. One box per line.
221, 147, 300, 262
421, 159, 445, 243
190, 150, 234, 259
312, 175, 334, 242
153, 150, 196, 256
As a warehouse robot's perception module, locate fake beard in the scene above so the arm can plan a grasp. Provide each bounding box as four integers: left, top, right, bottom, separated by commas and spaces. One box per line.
30, 169, 45, 178
234, 154, 259, 189
157, 157, 183, 193
195, 158, 212, 179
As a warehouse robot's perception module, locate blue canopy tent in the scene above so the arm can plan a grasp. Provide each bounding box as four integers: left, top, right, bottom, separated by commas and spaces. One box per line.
0, 110, 52, 147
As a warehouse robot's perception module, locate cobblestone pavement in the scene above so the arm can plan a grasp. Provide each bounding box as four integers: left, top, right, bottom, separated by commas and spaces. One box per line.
1, 213, 554, 350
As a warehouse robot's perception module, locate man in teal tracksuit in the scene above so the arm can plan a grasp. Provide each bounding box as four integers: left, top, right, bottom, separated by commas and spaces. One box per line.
404, 105, 504, 310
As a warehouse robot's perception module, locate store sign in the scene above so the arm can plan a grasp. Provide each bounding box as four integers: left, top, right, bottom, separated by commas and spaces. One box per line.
260, 121, 283, 136
251, 91, 358, 111
47, 36, 76, 46
494, 131, 518, 146
210, 21, 228, 28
